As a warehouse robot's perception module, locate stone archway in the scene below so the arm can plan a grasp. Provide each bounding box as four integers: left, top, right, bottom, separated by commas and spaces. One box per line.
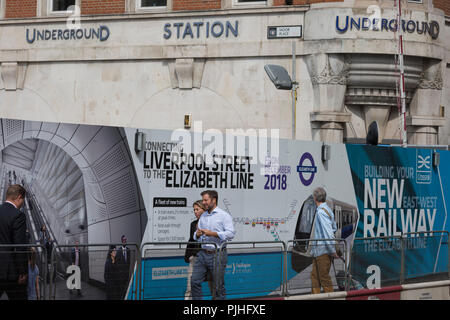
0, 118, 146, 245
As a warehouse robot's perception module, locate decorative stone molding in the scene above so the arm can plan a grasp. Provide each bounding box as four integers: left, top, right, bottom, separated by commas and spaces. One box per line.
406, 115, 446, 128
192, 59, 206, 89
168, 58, 205, 89
306, 53, 349, 143
310, 55, 349, 85
418, 70, 443, 90
418, 60, 443, 90
310, 111, 352, 124
310, 111, 352, 143
345, 88, 413, 106
0, 62, 28, 91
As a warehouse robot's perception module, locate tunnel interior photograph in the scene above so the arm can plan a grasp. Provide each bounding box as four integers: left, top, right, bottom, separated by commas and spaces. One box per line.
0, 118, 147, 295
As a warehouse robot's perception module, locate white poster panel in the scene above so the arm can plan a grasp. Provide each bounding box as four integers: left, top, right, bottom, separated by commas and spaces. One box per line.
124, 127, 358, 246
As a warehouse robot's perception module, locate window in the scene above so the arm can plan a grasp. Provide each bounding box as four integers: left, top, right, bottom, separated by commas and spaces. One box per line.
48, 0, 79, 16
234, 0, 267, 6
140, 0, 167, 8
52, 0, 76, 11
407, 0, 422, 3
296, 196, 316, 235
0, 0, 5, 19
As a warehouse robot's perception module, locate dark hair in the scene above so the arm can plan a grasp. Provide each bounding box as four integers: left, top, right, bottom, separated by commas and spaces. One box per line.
29, 247, 37, 268
6, 184, 26, 201
107, 246, 116, 262
201, 190, 218, 202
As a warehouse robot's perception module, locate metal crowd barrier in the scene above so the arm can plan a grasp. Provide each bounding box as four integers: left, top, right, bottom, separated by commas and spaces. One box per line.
350, 236, 403, 287
218, 241, 286, 299
287, 238, 348, 296
140, 242, 218, 300
401, 231, 450, 284
0, 244, 47, 300
49, 243, 140, 300
2, 233, 448, 300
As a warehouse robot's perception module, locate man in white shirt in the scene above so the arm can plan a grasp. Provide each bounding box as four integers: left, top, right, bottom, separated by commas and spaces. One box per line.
191, 190, 235, 300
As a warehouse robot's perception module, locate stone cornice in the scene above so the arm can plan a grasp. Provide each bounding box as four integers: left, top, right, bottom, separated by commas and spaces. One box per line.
310, 111, 351, 124
0, 39, 445, 64
406, 115, 446, 127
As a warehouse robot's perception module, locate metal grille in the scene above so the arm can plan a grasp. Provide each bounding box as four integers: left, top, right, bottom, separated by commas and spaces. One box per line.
4, 119, 23, 138
93, 143, 129, 181
102, 171, 138, 216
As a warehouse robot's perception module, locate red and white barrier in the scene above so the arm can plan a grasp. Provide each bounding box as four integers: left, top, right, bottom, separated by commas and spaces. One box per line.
283, 280, 450, 300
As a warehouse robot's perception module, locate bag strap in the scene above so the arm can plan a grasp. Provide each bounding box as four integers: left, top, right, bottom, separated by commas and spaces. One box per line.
321, 207, 339, 251
321, 207, 332, 220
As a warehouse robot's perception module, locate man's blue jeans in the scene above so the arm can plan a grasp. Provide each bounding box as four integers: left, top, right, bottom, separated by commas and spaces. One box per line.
191, 249, 227, 300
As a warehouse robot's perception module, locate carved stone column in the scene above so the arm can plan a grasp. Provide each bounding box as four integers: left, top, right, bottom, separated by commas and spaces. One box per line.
407, 60, 445, 145
306, 53, 351, 143
344, 54, 423, 144
0, 62, 28, 91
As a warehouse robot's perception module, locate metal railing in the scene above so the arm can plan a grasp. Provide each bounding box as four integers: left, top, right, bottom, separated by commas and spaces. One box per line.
1, 232, 448, 300
23, 182, 66, 279
140, 242, 218, 300
0, 244, 47, 300
218, 241, 286, 299
49, 243, 140, 300
350, 236, 403, 287
287, 238, 348, 295
401, 231, 450, 284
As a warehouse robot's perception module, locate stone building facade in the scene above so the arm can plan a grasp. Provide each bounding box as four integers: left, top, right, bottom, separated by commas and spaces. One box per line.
0, 0, 449, 145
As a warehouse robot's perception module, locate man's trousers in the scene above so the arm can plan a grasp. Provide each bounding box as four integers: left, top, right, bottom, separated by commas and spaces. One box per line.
311, 254, 334, 294
191, 249, 227, 300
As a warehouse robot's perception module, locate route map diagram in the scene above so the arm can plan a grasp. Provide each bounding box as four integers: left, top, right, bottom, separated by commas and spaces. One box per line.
223, 199, 299, 241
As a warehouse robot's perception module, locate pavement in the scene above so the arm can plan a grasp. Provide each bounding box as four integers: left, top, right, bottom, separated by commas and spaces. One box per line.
0, 276, 107, 300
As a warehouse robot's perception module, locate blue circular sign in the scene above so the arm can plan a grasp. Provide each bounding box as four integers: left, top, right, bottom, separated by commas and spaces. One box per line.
297, 152, 317, 186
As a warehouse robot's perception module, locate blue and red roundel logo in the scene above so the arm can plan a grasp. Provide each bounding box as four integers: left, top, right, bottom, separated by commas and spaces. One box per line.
297, 152, 317, 186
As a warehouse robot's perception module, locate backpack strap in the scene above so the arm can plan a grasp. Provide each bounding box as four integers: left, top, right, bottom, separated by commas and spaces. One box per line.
321, 207, 332, 220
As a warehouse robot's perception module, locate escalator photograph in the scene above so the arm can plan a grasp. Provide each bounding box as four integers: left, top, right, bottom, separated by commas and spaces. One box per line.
0, 119, 147, 300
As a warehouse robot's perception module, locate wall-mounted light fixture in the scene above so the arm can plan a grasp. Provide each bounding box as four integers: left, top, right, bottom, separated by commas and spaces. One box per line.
321, 144, 330, 162
184, 114, 192, 129
433, 151, 440, 167
135, 129, 146, 153
264, 43, 299, 140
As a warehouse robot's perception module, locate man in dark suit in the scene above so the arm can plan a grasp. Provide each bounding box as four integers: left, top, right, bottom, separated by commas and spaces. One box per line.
116, 235, 131, 300
0, 184, 28, 300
